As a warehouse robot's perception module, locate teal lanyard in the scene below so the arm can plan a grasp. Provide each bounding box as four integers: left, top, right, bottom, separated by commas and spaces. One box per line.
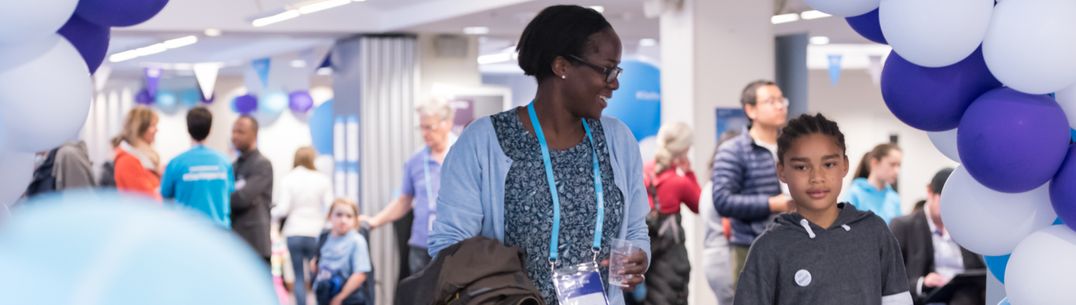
526, 102, 605, 270
423, 148, 437, 212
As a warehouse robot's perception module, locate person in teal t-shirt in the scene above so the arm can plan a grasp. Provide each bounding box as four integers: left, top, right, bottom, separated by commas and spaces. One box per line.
161, 107, 235, 227
844, 143, 903, 223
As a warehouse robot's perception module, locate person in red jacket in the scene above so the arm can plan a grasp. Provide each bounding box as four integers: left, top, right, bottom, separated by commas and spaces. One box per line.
114, 107, 162, 201
639, 122, 700, 305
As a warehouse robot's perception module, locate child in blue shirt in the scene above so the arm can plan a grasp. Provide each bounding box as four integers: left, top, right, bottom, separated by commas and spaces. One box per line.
313, 199, 372, 305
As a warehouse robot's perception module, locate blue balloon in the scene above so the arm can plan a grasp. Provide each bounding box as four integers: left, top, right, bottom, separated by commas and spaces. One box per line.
881, 48, 1002, 131
846, 9, 886, 44
261, 92, 288, 114
310, 100, 335, 155
178, 89, 202, 107
0, 191, 276, 305
155, 91, 178, 112
1055, 217, 1065, 225
958, 88, 1070, 193
984, 254, 1010, 284
58, 15, 110, 74
603, 60, 661, 142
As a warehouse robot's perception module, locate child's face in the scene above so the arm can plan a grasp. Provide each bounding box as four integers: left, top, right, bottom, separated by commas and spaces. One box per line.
777, 133, 849, 212
329, 205, 356, 234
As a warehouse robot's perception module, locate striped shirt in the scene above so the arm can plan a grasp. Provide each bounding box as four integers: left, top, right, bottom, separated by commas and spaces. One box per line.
710, 129, 782, 246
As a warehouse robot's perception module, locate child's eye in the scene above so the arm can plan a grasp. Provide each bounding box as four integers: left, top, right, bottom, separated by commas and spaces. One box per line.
793, 165, 808, 171
824, 162, 837, 168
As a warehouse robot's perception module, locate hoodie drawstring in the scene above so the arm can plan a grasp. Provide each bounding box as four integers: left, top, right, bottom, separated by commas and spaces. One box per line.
800, 219, 817, 239
842, 224, 851, 231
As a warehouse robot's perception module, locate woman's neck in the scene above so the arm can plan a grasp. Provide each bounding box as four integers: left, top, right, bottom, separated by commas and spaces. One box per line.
524, 87, 585, 150
867, 174, 886, 190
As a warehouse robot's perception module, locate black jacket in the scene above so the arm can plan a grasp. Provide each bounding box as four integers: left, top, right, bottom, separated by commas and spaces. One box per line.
890, 210, 986, 305
397, 237, 543, 305
231, 149, 273, 258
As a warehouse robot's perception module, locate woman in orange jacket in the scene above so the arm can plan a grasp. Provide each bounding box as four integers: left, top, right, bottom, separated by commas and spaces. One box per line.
114, 107, 162, 201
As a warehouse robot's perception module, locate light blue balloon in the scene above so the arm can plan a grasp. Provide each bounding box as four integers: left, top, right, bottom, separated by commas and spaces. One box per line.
156, 91, 177, 107
261, 91, 288, 114
0, 191, 276, 305
603, 59, 661, 142
179, 89, 202, 107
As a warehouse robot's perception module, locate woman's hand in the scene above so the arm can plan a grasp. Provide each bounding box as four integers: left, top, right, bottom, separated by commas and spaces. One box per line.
601, 250, 649, 290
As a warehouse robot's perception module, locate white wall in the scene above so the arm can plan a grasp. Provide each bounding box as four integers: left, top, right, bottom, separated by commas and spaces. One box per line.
808, 69, 959, 213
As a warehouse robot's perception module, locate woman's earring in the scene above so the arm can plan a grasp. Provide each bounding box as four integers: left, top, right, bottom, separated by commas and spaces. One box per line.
561, 75, 566, 80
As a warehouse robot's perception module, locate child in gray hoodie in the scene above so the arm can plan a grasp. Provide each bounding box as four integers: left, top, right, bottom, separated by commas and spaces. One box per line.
734, 113, 913, 305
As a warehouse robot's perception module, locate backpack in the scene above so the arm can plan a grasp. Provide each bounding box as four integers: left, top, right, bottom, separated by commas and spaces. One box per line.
24, 149, 59, 198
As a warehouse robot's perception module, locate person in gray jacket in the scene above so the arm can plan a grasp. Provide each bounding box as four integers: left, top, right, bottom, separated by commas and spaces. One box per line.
735, 113, 911, 305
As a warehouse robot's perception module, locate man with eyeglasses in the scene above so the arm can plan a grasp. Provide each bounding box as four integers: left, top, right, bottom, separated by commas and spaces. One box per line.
360, 101, 455, 275
710, 80, 793, 294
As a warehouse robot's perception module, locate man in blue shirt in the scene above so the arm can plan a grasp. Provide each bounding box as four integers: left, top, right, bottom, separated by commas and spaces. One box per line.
360, 101, 454, 274
161, 107, 235, 227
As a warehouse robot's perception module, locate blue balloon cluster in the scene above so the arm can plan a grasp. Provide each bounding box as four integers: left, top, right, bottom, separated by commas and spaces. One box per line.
59, 0, 170, 74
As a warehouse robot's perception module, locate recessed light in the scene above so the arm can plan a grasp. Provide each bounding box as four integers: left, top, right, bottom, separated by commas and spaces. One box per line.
204, 28, 222, 37
810, 36, 831, 45
639, 38, 657, 47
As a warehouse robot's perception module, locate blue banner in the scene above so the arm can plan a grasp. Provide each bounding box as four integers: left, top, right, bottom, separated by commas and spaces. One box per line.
251, 58, 271, 88
827, 54, 843, 86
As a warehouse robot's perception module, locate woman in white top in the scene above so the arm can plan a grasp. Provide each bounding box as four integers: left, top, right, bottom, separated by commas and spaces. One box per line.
272, 146, 334, 305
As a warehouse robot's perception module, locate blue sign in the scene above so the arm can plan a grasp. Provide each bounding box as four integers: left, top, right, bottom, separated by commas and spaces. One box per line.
603, 59, 661, 142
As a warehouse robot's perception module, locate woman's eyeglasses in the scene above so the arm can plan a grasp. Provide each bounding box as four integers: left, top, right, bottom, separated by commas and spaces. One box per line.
566, 55, 622, 84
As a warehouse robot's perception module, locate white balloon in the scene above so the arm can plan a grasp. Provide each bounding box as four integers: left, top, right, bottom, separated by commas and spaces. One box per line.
1056, 85, 1076, 129
940, 166, 1057, 256
0, 0, 78, 45
928, 128, 961, 163
983, 0, 1076, 94
0, 35, 91, 153
805, 0, 880, 17
880, 0, 994, 67
0, 150, 34, 206
1006, 226, 1076, 305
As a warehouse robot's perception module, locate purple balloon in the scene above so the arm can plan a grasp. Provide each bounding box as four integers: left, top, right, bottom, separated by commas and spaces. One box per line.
958, 88, 1070, 193
881, 48, 1001, 131
135, 89, 154, 105
58, 15, 110, 74
1052, 146, 1076, 232
76, 0, 169, 27
846, 9, 886, 44
289, 91, 314, 113
233, 94, 258, 115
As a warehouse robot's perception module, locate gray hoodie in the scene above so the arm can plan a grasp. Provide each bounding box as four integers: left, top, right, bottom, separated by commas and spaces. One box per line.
734, 203, 913, 305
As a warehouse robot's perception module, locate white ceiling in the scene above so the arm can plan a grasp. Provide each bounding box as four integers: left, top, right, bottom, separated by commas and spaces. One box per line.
106, 0, 875, 75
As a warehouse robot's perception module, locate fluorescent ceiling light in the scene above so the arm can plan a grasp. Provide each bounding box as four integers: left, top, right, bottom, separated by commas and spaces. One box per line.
589, 6, 605, 13
252, 9, 300, 27
317, 67, 333, 75
771, 13, 799, 24
204, 28, 222, 37
639, 38, 657, 47
298, 0, 351, 14
810, 36, 831, 45
463, 26, 489, 35
163, 35, 198, 48
291, 60, 308, 68
800, 10, 831, 20
108, 35, 201, 63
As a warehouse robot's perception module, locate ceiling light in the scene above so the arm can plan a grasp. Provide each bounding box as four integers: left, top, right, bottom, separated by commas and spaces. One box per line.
298, 0, 351, 14
317, 67, 332, 75
463, 26, 490, 35
291, 60, 308, 68
771, 13, 799, 24
204, 28, 222, 37
108, 36, 201, 63
252, 9, 300, 27
589, 6, 605, 13
639, 38, 657, 47
810, 36, 831, 45
800, 10, 831, 20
